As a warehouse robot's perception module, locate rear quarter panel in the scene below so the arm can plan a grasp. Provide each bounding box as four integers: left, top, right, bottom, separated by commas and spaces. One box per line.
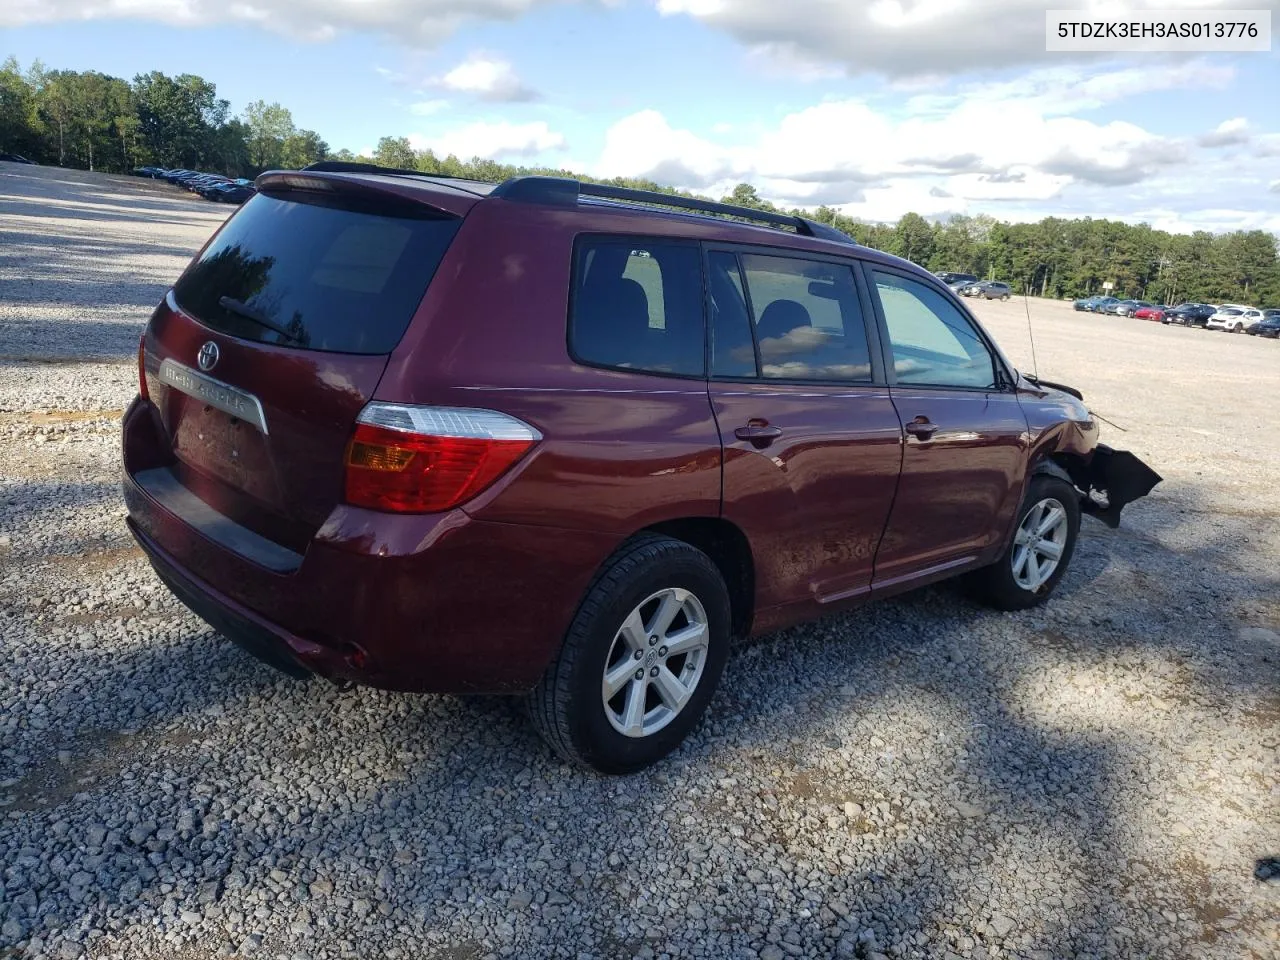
376, 199, 723, 536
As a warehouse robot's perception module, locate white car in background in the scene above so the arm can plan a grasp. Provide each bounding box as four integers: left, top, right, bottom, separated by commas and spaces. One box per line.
1207, 306, 1262, 332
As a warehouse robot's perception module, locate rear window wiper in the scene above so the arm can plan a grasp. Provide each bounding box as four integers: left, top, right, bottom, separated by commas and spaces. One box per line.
218, 296, 304, 344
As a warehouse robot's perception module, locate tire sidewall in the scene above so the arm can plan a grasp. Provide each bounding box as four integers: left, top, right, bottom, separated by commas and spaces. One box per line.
566, 550, 731, 774
991, 476, 1082, 608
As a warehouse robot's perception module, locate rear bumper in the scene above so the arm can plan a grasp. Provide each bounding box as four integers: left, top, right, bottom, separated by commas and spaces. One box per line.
122, 397, 617, 693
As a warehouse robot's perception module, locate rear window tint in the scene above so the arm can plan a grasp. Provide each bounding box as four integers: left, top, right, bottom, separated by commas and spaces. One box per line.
172, 192, 460, 354
569, 239, 704, 376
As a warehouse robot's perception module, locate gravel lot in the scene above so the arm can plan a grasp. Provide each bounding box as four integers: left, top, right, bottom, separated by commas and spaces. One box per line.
1, 162, 1277, 960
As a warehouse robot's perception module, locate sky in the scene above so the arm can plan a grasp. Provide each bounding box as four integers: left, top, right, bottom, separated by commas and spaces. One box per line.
2, 0, 1278, 233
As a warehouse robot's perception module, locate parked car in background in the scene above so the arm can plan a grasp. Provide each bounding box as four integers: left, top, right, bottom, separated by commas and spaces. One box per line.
1087, 296, 1120, 313
1207, 307, 1261, 332
1132, 305, 1168, 322
936, 272, 978, 290
1251, 313, 1280, 338
132, 166, 166, 177
1074, 296, 1102, 311
1110, 300, 1154, 318
960, 280, 1012, 300
1242, 309, 1276, 334
207, 183, 256, 204
121, 164, 1160, 772
1164, 303, 1215, 326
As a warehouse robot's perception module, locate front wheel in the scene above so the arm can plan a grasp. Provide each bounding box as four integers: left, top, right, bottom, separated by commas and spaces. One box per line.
970, 476, 1081, 611
1232, 323, 1243, 333
527, 535, 731, 774
1001, 294, 1011, 301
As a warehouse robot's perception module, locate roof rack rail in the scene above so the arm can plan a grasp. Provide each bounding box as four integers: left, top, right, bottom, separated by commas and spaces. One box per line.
490, 176, 855, 245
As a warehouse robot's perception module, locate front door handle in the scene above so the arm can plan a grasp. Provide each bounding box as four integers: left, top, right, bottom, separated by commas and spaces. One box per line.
904, 417, 938, 440
735, 421, 783, 447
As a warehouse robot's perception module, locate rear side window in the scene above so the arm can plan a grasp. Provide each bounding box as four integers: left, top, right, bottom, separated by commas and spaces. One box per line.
737, 254, 872, 381
172, 192, 460, 354
570, 239, 704, 376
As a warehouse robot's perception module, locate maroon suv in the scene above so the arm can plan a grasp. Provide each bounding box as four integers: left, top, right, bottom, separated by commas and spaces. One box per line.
122, 164, 1160, 772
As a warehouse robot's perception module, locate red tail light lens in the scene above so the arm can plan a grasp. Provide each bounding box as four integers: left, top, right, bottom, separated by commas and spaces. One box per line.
137, 333, 149, 400
343, 404, 541, 513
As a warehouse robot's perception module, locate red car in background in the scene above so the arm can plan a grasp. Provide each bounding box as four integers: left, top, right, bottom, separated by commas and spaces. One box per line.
1133, 305, 1168, 322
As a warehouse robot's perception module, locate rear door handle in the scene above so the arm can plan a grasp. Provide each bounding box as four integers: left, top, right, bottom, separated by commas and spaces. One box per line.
735, 421, 783, 446
904, 417, 938, 440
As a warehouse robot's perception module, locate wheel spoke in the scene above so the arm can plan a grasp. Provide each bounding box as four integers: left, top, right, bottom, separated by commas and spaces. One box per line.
617, 609, 648, 653
1024, 502, 1044, 534
1037, 506, 1065, 537
648, 590, 684, 639
1012, 544, 1030, 578
662, 621, 707, 657
603, 658, 638, 700
621, 679, 647, 736
652, 665, 692, 712
1036, 538, 1064, 562
1024, 553, 1043, 589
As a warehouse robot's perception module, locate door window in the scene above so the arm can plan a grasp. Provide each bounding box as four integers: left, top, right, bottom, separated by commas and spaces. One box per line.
872, 271, 998, 389
727, 254, 872, 381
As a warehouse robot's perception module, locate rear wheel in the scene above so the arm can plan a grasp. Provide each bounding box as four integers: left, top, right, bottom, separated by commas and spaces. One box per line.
971, 475, 1080, 611
1001, 293, 1011, 301
527, 535, 731, 774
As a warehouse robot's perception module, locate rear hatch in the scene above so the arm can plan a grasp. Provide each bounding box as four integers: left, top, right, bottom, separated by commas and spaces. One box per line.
142, 172, 473, 553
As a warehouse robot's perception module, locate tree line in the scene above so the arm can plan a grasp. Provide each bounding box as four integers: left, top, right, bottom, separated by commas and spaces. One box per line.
3, 57, 1277, 306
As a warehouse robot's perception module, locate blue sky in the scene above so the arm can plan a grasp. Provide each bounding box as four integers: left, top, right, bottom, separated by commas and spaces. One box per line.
3, 0, 1278, 232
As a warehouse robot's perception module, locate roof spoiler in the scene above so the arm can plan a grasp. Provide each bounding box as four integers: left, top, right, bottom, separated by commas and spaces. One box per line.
490, 176, 856, 245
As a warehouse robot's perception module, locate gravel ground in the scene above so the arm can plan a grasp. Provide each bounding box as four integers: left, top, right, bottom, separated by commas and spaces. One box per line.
1, 163, 1277, 960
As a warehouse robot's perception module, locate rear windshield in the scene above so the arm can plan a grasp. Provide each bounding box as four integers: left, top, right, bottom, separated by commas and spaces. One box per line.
172, 192, 460, 354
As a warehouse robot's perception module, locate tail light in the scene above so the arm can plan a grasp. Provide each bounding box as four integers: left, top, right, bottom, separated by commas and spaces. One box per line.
137, 333, 149, 400
343, 403, 541, 513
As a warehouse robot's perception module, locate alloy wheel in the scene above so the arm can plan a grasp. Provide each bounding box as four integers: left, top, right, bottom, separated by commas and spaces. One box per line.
1011, 497, 1069, 591
601, 588, 709, 738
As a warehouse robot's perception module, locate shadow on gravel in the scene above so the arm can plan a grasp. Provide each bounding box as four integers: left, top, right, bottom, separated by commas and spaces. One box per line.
0, 193, 221, 230
3, 480, 1276, 958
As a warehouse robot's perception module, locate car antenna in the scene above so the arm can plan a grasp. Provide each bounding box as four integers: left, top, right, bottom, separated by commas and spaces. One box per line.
1022, 281, 1040, 381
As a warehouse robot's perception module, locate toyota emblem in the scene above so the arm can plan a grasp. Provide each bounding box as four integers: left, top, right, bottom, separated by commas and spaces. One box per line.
197, 341, 219, 371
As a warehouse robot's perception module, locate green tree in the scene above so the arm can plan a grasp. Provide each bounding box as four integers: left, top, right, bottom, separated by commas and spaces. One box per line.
890, 212, 936, 266
280, 129, 327, 169
373, 135, 415, 169
242, 99, 295, 170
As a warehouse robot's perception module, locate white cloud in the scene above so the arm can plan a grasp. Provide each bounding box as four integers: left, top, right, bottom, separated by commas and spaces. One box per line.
1199, 117, 1250, 147
0, 0, 576, 44
657, 0, 1253, 77
436, 53, 538, 102
595, 94, 1181, 204
408, 120, 565, 159
409, 99, 449, 116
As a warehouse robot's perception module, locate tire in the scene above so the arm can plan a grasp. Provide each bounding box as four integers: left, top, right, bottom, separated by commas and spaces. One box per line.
1001, 294, 1010, 301
1232, 323, 1243, 333
970, 475, 1081, 611
526, 534, 731, 774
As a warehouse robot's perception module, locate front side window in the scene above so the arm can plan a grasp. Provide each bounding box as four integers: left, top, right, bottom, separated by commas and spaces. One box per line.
736, 254, 872, 381
570, 239, 704, 376
873, 270, 998, 389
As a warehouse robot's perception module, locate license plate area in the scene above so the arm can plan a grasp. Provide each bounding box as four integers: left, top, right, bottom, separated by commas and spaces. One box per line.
158, 359, 268, 434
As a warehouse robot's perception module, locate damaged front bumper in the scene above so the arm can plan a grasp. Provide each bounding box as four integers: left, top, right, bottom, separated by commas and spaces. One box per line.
1079, 444, 1163, 528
